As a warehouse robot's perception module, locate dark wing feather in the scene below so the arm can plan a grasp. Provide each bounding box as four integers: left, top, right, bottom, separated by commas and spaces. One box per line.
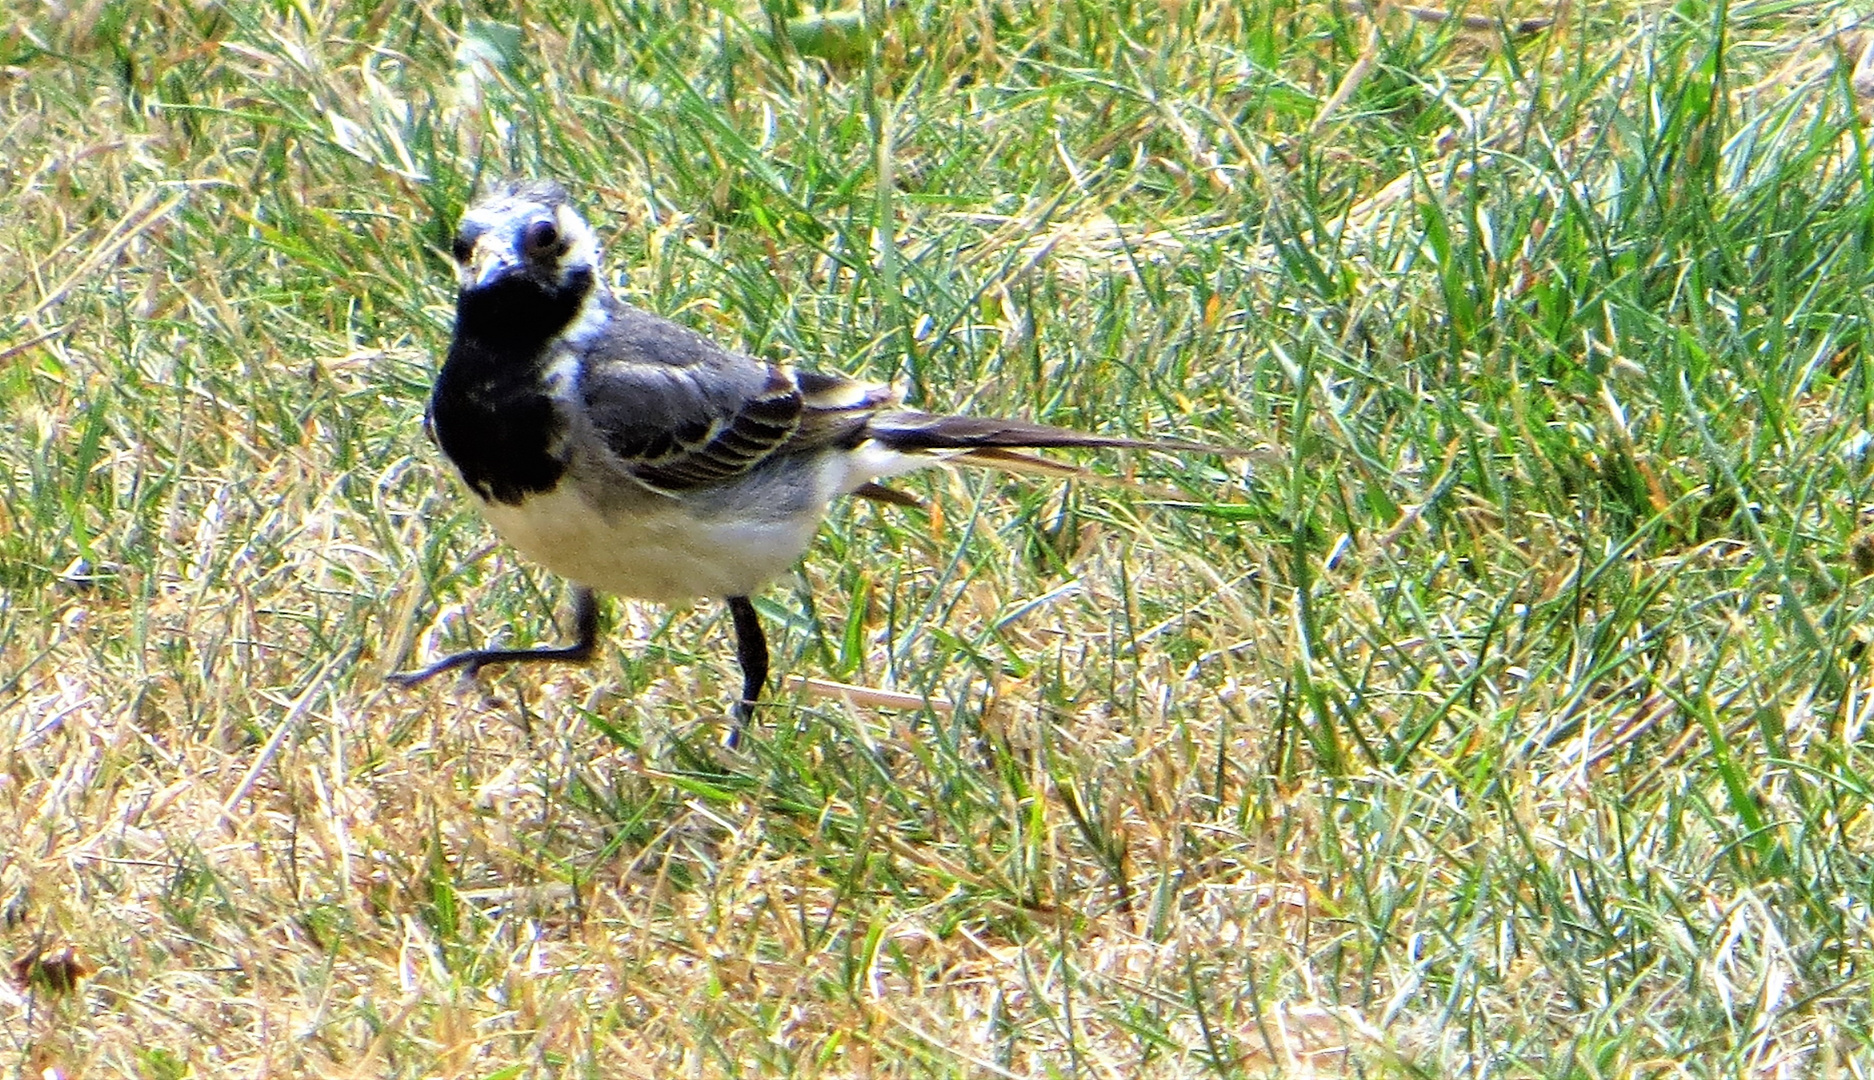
630, 377, 801, 489
578, 303, 905, 493
580, 304, 804, 492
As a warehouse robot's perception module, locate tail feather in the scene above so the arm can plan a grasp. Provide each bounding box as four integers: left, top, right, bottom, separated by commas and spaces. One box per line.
954, 446, 1228, 499
867, 411, 1247, 458
955, 446, 1111, 481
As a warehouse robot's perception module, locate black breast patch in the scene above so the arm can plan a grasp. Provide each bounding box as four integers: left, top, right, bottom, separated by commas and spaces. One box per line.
429, 274, 589, 505
429, 345, 567, 505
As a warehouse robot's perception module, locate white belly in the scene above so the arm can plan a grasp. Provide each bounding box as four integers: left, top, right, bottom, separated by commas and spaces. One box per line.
474, 478, 828, 603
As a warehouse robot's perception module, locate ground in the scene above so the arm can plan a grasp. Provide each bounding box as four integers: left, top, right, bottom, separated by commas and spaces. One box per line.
5, 0, 1874, 1075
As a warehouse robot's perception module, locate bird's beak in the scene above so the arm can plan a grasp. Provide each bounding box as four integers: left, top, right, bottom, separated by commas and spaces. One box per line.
464, 242, 519, 290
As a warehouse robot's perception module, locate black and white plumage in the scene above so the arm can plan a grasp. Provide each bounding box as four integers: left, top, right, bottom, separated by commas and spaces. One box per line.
392, 179, 1242, 741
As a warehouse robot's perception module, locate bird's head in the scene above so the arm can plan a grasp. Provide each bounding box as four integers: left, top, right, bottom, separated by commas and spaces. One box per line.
450, 179, 602, 302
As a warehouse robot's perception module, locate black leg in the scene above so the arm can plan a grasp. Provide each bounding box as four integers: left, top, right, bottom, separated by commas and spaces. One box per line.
725, 595, 769, 747
390, 587, 601, 687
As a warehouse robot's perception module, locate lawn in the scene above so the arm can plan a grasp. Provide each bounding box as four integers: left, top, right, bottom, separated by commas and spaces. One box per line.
6, 0, 1874, 1075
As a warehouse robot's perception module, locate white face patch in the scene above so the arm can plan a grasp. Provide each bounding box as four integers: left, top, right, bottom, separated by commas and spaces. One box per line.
553, 202, 601, 283
454, 190, 606, 293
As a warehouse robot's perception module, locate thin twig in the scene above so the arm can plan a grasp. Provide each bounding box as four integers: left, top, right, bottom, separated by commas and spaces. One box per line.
784, 675, 955, 713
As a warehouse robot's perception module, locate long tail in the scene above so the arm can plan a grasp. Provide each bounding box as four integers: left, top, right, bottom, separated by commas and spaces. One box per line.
842, 411, 1250, 506
866, 411, 1248, 459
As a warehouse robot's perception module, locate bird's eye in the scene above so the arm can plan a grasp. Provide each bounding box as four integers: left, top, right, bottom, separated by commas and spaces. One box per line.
524, 219, 562, 257
450, 235, 474, 263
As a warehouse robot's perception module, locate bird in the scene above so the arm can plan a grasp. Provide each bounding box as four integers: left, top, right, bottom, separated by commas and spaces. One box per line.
391, 179, 1244, 742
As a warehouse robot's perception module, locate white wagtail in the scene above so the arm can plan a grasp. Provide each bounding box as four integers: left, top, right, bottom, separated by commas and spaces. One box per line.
391, 180, 1244, 740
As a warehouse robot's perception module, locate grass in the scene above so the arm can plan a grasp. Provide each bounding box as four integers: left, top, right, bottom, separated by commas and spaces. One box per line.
6, 0, 1874, 1074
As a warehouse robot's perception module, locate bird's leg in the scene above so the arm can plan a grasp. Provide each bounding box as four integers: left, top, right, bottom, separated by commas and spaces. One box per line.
390, 587, 601, 687
725, 595, 769, 747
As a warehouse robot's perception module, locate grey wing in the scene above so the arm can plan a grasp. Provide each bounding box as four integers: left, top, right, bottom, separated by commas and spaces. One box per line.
579, 303, 912, 492
580, 306, 807, 492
